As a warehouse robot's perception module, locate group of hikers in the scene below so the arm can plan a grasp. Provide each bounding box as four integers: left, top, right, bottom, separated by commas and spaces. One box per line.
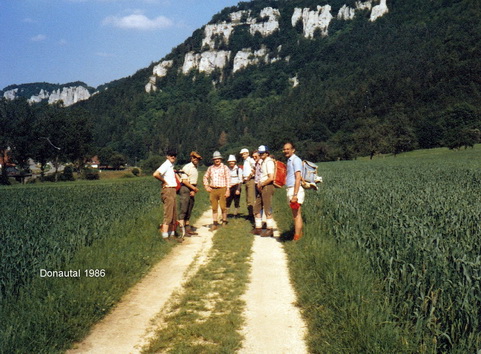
153, 142, 308, 242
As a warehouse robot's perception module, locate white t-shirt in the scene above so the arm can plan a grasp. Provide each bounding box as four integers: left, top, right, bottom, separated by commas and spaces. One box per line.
242, 156, 255, 179
156, 159, 176, 187
260, 156, 275, 183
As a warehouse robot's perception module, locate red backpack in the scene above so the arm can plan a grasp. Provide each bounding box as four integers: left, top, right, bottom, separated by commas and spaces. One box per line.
273, 160, 286, 188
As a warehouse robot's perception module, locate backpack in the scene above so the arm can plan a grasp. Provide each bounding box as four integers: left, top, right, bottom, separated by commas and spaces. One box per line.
301, 160, 319, 183
301, 160, 323, 190
273, 160, 287, 188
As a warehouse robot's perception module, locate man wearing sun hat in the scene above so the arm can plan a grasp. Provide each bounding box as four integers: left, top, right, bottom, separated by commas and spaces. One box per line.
203, 151, 230, 231
226, 154, 242, 217
252, 145, 276, 237
178, 151, 202, 236
240, 148, 256, 220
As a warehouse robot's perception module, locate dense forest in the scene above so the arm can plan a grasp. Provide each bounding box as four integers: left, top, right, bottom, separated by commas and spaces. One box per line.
1, 0, 480, 173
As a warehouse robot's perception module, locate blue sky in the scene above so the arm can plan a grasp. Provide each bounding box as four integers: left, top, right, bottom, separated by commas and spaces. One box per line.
0, 0, 242, 89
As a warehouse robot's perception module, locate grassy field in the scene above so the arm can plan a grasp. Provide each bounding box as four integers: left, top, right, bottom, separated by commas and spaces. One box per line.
276, 146, 481, 353
0, 176, 210, 353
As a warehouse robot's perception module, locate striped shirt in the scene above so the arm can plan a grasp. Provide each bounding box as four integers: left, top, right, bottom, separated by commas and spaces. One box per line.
203, 163, 230, 188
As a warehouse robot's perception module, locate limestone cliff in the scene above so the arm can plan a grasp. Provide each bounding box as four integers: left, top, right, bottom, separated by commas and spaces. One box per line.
3, 83, 93, 107
146, 1, 390, 91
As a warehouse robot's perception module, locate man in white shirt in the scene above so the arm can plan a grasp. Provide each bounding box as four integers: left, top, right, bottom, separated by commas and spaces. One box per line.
252, 145, 276, 237
153, 150, 181, 241
178, 151, 202, 236
240, 148, 256, 220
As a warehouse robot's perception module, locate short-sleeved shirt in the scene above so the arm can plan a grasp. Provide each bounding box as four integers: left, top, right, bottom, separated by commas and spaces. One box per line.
242, 156, 255, 179
181, 162, 198, 185
286, 154, 302, 188
156, 159, 177, 187
260, 156, 275, 183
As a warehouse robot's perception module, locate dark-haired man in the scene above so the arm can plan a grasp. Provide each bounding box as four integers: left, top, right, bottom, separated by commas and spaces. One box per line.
153, 150, 181, 242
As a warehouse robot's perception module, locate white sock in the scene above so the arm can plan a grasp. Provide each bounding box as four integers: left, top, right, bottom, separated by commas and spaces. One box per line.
162, 232, 169, 239
255, 218, 262, 228
168, 231, 175, 237
266, 218, 274, 229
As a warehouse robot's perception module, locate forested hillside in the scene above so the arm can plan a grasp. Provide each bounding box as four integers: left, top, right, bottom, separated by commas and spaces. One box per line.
2, 0, 481, 168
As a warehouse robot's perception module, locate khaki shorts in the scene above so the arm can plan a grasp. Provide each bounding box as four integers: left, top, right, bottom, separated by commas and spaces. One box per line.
210, 187, 227, 213
161, 187, 177, 225
254, 183, 275, 217
286, 186, 305, 204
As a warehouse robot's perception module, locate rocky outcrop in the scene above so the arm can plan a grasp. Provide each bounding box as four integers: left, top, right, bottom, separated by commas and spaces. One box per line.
182, 50, 231, 74
202, 22, 237, 49
370, 0, 389, 21
3, 89, 18, 100
28, 89, 50, 103
4, 85, 91, 106
234, 47, 269, 73
47, 86, 91, 106
292, 6, 334, 38
153, 60, 174, 78
356, 1, 373, 11
337, 5, 356, 20
145, 76, 158, 93
249, 7, 281, 37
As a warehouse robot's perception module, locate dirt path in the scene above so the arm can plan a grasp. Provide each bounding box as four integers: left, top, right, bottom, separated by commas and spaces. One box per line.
239, 221, 308, 353
68, 212, 308, 353
67, 210, 215, 354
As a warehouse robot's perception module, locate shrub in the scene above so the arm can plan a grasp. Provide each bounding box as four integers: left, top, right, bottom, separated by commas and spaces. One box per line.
131, 167, 141, 176
81, 168, 100, 180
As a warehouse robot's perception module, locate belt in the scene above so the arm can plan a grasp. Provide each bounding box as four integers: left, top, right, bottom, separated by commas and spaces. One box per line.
210, 186, 225, 189
164, 186, 176, 189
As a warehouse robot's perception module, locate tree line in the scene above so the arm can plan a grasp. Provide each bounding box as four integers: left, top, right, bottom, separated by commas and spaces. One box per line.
2, 0, 480, 183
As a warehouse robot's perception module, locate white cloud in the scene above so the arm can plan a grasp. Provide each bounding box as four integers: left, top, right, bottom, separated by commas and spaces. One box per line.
102, 12, 173, 30
58, 39, 68, 46
23, 18, 37, 23
31, 34, 47, 42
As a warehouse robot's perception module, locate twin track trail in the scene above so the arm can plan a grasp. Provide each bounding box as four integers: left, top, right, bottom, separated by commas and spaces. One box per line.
68, 210, 308, 353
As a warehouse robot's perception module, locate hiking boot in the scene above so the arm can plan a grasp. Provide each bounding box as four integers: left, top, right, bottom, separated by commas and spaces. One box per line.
185, 228, 198, 236
250, 228, 262, 235
209, 223, 219, 232
261, 228, 273, 237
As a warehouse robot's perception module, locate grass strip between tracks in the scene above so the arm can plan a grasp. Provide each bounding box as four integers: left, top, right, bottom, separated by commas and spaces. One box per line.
142, 215, 254, 353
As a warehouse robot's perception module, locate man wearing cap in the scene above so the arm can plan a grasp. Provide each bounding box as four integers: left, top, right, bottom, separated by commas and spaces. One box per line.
252, 145, 276, 237
283, 142, 304, 241
178, 151, 202, 236
153, 149, 181, 242
226, 154, 242, 217
203, 151, 230, 231
240, 148, 256, 220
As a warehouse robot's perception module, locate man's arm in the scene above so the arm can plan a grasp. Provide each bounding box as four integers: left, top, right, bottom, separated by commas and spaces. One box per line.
203, 167, 212, 192
153, 170, 166, 185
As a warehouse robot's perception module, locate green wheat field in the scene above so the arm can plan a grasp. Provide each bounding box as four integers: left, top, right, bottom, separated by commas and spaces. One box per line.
1, 146, 480, 353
